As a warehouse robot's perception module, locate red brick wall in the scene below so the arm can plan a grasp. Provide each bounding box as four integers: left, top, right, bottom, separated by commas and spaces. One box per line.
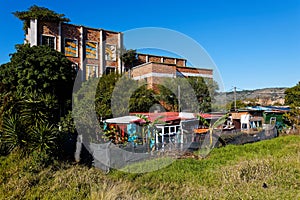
104, 31, 119, 67
131, 63, 177, 87
84, 29, 100, 66
62, 23, 81, 64
149, 55, 161, 63
86, 29, 100, 42
105, 31, 118, 44
177, 67, 213, 75
164, 57, 175, 64
151, 63, 176, 74
39, 21, 59, 48
176, 59, 185, 67
137, 54, 186, 67
138, 54, 147, 63
131, 63, 153, 78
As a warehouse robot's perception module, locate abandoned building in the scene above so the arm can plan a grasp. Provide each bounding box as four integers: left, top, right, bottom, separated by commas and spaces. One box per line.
25, 19, 213, 83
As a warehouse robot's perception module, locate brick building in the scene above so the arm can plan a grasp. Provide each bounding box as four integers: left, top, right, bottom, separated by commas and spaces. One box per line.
26, 19, 122, 81
25, 19, 213, 83
132, 54, 213, 87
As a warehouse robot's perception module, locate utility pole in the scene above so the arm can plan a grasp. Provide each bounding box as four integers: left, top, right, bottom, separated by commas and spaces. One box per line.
234, 86, 237, 111
178, 85, 181, 112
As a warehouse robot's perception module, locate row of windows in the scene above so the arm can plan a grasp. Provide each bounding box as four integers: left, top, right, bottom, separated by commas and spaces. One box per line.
86, 65, 116, 80
41, 35, 117, 61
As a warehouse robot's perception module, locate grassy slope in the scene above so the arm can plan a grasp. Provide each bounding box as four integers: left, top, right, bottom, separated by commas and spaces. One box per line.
0, 135, 299, 199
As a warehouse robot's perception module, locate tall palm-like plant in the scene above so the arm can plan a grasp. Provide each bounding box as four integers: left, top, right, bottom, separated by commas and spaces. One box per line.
1, 114, 28, 153
136, 114, 164, 151
31, 123, 58, 153
1, 91, 59, 154
208, 114, 228, 146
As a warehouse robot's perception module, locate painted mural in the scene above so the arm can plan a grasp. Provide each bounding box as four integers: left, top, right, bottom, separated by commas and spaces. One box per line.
86, 41, 98, 59
105, 44, 117, 61
64, 39, 78, 57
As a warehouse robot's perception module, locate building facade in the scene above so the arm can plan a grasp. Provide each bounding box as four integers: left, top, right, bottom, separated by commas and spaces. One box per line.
25, 19, 213, 84
132, 54, 213, 87
26, 19, 122, 81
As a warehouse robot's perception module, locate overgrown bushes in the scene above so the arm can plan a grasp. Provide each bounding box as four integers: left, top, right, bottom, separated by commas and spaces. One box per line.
0, 44, 76, 159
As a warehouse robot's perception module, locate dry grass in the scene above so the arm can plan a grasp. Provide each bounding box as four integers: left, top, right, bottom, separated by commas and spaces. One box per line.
1, 135, 300, 199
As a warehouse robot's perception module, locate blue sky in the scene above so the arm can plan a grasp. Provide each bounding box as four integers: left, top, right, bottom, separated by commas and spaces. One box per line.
1, 0, 299, 91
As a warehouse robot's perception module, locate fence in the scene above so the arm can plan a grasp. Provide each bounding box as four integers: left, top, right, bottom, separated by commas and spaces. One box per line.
75, 123, 278, 172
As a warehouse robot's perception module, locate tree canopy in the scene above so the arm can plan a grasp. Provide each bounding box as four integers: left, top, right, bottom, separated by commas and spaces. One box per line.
285, 82, 300, 106
0, 44, 76, 155
284, 82, 300, 129
0, 44, 76, 116
157, 77, 213, 113
120, 49, 138, 71
13, 5, 70, 32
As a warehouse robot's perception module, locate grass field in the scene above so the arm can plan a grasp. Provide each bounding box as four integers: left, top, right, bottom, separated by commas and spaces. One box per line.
1, 135, 300, 199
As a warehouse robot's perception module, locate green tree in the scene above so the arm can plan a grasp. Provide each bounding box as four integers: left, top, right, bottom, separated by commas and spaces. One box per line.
157, 84, 179, 112
0, 44, 76, 155
13, 5, 70, 33
94, 73, 121, 119
129, 85, 160, 113
188, 77, 212, 113
157, 77, 213, 113
284, 82, 300, 129
285, 82, 300, 105
0, 44, 76, 123
74, 73, 158, 121
226, 100, 247, 111
120, 49, 138, 71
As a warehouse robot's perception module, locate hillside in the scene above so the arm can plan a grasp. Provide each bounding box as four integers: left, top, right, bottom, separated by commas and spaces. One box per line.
1, 135, 299, 199
216, 87, 287, 106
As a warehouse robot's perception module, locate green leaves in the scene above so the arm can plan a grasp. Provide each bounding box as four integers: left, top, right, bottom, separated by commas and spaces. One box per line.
284, 82, 300, 129
31, 123, 58, 153
0, 44, 76, 157
2, 115, 27, 153
0, 44, 76, 122
13, 5, 70, 32
129, 85, 159, 113
120, 49, 137, 69
285, 81, 300, 106
1, 91, 60, 154
157, 77, 212, 113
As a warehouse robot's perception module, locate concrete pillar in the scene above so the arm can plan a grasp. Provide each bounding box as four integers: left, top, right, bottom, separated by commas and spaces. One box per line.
80, 26, 84, 81
99, 30, 105, 75
58, 22, 62, 52
30, 19, 38, 46
118, 32, 123, 74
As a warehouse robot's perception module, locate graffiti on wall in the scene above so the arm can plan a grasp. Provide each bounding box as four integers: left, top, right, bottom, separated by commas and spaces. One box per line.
86, 41, 98, 59
105, 44, 117, 61
65, 39, 78, 57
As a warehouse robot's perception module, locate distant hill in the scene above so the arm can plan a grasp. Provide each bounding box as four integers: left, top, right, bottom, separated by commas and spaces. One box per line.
215, 87, 287, 106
